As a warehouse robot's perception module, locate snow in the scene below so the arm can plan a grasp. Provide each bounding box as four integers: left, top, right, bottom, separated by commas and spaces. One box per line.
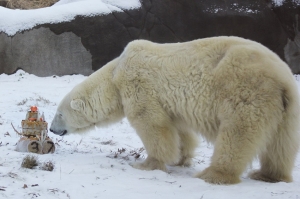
272, 0, 300, 6
273, 0, 285, 6
203, 1, 300, 13
0, 70, 299, 199
204, 3, 259, 14
0, 0, 141, 36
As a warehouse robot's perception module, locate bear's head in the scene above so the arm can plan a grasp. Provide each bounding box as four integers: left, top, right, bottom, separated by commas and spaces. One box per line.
50, 93, 94, 136
50, 80, 124, 136
50, 59, 125, 136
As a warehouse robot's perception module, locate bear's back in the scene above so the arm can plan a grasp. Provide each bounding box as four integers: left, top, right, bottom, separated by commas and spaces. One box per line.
114, 37, 296, 140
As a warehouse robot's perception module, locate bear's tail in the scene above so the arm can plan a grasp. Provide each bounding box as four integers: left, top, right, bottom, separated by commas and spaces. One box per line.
280, 78, 300, 157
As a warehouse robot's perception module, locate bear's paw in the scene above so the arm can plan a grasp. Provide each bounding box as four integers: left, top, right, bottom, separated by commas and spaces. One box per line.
249, 170, 292, 183
196, 167, 241, 185
130, 157, 167, 172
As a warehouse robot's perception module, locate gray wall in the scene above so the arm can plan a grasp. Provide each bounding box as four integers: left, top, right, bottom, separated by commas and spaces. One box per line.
0, 27, 93, 76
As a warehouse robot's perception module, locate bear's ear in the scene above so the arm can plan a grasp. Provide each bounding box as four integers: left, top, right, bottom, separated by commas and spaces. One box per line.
70, 99, 85, 111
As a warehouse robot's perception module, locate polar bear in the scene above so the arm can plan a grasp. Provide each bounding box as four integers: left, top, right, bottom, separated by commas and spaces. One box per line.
50, 36, 300, 184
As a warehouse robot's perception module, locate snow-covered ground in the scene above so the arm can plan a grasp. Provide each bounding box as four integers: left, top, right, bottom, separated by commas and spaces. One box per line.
0, 70, 299, 199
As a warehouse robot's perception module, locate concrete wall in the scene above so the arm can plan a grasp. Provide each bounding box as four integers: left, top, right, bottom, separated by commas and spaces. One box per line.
0, 27, 93, 76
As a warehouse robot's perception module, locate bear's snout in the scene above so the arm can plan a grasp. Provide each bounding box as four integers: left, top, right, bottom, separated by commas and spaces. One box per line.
50, 128, 67, 136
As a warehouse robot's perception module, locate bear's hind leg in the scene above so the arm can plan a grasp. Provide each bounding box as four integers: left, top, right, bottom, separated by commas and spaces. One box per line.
250, 87, 300, 183
196, 116, 269, 184
249, 126, 299, 183
129, 114, 181, 172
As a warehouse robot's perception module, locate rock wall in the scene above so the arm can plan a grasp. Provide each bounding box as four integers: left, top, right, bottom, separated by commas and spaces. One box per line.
1, 0, 300, 76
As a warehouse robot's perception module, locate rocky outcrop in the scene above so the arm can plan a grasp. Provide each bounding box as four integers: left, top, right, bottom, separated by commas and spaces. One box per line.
1, 0, 300, 76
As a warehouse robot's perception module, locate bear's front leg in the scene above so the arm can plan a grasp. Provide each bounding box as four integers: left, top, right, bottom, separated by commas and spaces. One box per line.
127, 106, 181, 172
174, 130, 198, 167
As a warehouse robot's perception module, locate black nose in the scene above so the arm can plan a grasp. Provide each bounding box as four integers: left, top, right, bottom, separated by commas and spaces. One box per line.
49, 128, 54, 132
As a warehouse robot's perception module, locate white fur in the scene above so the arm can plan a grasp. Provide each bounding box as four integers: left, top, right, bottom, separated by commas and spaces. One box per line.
50, 36, 300, 184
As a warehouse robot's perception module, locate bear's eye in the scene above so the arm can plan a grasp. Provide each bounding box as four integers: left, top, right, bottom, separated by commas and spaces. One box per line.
59, 113, 63, 117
